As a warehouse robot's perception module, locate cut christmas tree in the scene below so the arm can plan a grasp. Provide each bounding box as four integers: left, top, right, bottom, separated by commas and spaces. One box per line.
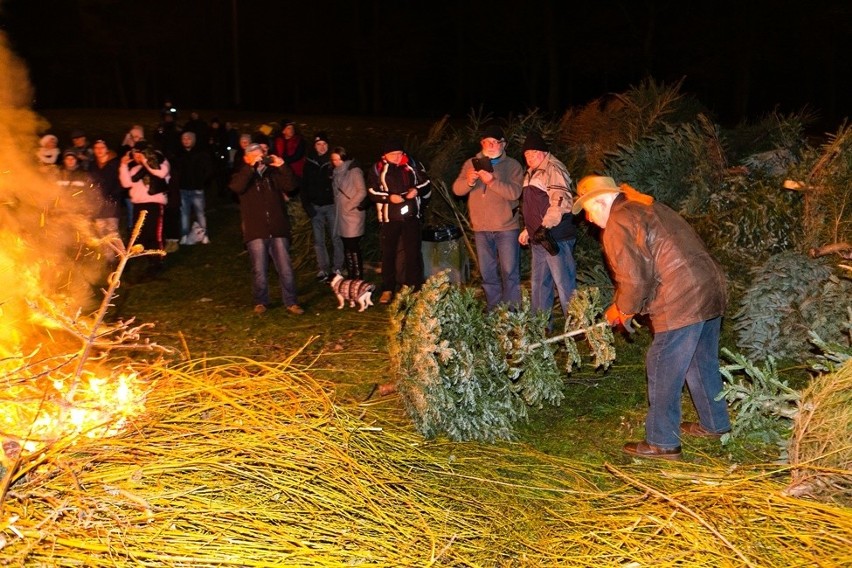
388, 271, 615, 442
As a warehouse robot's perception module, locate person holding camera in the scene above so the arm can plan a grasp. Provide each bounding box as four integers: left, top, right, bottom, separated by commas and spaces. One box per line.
452, 125, 523, 311
118, 140, 171, 279
229, 143, 304, 316
519, 131, 578, 329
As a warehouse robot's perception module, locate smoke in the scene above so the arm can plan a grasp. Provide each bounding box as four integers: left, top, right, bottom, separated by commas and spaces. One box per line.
0, 31, 105, 357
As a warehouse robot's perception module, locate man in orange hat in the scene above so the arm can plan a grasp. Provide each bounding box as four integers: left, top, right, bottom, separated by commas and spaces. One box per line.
573, 176, 731, 460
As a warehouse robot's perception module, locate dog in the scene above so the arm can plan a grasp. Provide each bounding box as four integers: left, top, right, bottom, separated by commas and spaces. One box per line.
181, 221, 208, 245
329, 274, 375, 312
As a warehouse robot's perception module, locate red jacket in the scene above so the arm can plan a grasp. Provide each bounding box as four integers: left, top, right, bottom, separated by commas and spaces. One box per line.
273, 134, 306, 178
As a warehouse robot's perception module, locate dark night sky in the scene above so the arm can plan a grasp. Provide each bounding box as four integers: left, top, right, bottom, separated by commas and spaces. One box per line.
1, 0, 850, 128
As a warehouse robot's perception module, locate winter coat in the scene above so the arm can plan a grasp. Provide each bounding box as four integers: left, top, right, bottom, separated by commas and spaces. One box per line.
229, 162, 296, 243
301, 151, 334, 215
521, 153, 577, 241
173, 146, 213, 190
54, 166, 90, 193
367, 154, 431, 223
273, 135, 306, 179
332, 160, 367, 238
118, 151, 170, 206
602, 193, 727, 333
89, 155, 122, 219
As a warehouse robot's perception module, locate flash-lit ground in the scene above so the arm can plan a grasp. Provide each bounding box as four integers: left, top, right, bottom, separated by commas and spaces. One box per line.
3, 356, 851, 566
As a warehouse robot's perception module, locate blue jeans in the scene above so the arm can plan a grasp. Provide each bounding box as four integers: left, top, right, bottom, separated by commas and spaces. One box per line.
311, 204, 343, 274
645, 316, 731, 448
180, 189, 207, 237
530, 238, 577, 321
474, 229, 521, 310
245, 237, 298, 307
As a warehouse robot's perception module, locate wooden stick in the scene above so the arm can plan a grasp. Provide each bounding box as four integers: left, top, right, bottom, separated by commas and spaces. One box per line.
529, 321, 609, 349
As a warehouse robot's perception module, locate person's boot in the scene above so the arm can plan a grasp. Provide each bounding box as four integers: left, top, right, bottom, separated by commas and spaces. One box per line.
344, 251, 356, 280
352, 251, 363, 281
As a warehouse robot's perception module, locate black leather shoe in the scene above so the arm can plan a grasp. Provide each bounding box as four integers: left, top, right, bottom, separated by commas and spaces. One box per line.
680, 422, 729, 439
623, 440, 682, 460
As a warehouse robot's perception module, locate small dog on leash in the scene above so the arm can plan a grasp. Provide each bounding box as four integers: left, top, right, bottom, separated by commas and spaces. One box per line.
329, 274, 375, 312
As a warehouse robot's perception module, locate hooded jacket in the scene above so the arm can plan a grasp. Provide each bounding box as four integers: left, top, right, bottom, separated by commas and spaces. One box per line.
603, 193, 727, 332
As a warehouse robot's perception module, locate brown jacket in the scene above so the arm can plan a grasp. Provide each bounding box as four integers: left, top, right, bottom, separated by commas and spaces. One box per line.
602, 194, 726, 332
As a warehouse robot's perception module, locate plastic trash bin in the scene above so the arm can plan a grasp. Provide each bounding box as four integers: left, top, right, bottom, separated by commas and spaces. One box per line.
421, 225, 470, 283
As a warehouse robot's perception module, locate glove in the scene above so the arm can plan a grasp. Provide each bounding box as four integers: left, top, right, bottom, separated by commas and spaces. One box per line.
605, 303, 636, 333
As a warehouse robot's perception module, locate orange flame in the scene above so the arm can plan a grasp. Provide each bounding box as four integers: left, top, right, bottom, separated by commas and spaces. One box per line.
0, 31, 147, 470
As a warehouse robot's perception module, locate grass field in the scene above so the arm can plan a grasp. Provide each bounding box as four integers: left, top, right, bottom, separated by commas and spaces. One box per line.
2, 109, 846, 566
32, 108, 776, 464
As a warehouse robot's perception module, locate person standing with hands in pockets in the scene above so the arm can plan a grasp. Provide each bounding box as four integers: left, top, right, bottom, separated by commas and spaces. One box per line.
452, 125, 523, 311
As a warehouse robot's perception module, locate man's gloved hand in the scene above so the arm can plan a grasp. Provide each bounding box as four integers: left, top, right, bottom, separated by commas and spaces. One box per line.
605, 303, 635, 333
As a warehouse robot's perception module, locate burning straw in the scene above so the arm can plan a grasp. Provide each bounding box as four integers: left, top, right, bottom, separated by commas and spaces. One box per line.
1, 354, 850, 566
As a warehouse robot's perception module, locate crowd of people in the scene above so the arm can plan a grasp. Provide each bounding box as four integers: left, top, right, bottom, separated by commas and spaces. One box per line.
37, 115, 732, 460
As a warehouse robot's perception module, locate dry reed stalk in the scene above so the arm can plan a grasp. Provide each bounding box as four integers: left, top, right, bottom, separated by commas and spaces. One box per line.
787, 359, 852, 506
1, 357, 850, 566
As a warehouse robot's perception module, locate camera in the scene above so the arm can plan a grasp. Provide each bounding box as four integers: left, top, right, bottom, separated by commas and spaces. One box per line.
259, 155, 274, 166
471, 156, 494, 173
532, 225, 559, 256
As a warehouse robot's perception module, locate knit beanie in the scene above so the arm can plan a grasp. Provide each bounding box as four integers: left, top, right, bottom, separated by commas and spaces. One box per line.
381, 137, 404, 155
522, 131, 548, 152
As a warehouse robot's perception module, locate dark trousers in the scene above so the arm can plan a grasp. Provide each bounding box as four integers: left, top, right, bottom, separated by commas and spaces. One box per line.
380, 218, 423, 292
132, 202, 164, 268
341, 235, 362, 254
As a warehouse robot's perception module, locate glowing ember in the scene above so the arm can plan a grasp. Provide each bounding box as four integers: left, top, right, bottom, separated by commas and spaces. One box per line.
1, 359, 147, 468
